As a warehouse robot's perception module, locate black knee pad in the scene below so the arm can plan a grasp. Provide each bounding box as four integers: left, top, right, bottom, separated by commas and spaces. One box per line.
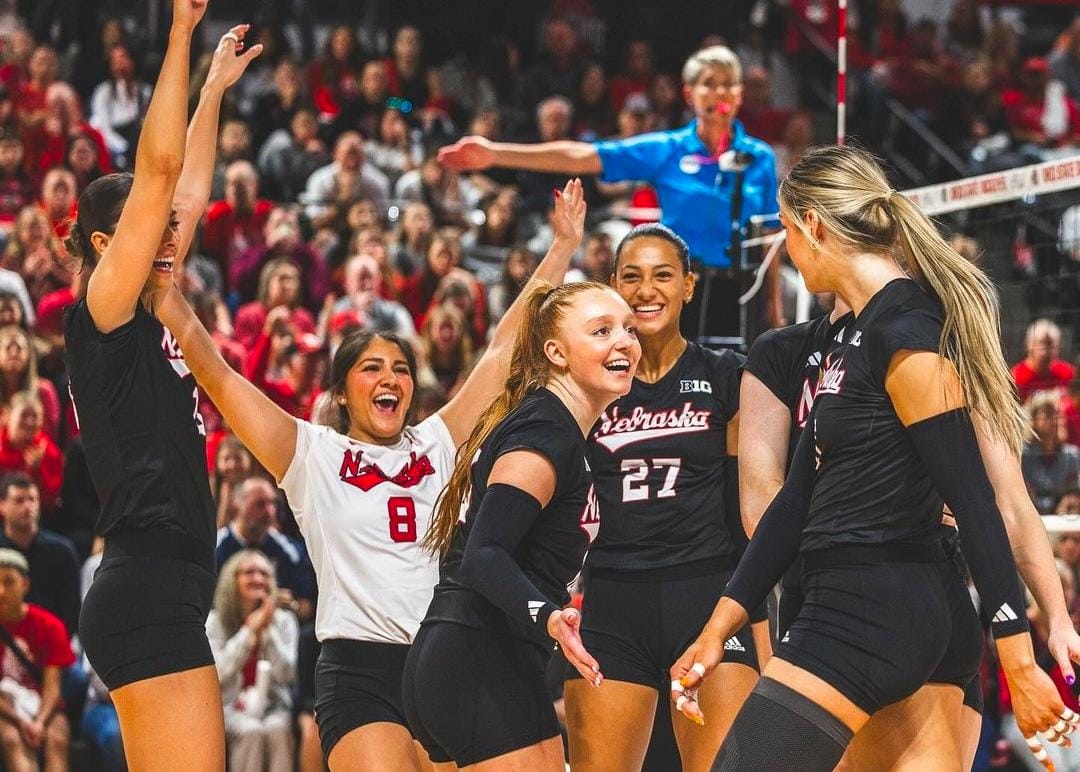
712, 677, 853, 771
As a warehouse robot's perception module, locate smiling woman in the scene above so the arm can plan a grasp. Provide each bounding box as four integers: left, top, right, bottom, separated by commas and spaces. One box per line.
152, 177, 590, 771
404, 282, 641, 771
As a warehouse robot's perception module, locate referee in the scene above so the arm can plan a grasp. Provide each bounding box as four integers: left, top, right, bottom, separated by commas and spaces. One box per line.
439, 45, 781, 345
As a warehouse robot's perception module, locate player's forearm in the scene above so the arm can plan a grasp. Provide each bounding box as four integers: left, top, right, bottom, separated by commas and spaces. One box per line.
1010, 505, 1073, 632
490, 141, 602, 175
172, 84, 226, 222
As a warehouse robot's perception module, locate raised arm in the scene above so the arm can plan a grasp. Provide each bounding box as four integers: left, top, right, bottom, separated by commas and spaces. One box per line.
437, 178, 585, 446
156, 285, 296, 480
439, 136, 602, 176
173, 25, 263, 263
86, 0, 206, 334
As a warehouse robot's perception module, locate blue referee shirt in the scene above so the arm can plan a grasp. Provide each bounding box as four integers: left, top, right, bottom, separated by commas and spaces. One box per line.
594, 119, 779, 268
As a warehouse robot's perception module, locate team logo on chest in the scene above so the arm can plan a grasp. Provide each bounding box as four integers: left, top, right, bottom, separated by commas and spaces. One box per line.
817, 351, 846, 396
338, 449, 435, 491
579, 484, 600, 544
592, 402, 711, 453
160, 329, 191, 378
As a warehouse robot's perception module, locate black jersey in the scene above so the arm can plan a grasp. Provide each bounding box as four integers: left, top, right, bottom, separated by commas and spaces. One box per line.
803, 278, 945, 550
425, 388, 594, 648
64, 300, 214, 552
745, 312, 855, 461
584, 343, 743, 572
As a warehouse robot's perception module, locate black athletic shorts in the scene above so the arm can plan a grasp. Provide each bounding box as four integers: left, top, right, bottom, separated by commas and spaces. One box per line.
403, 621, 560, 766
777, 560, 804, 642
776, 545, 983, 716
570, 561, 758, 688
80, 532, 216, 690
963, 674, 984, 713
314, 639, 410, 762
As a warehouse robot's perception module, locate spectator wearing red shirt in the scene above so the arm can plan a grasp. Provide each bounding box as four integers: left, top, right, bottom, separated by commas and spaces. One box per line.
886, 19, 959, 119
737, 66, 793, 146
1002, 57, 1080, 152
38, 168, 77, 241
0, 548, 74, 772
609, 40, 656, 112
0, 326, 59, 441
22, 82, 112, 184
243, 307, 324, 419
307, 26, 362, 122
0, 28, 35, 96
14, 46, 58, 136
1013, 318, 1075, 403
228, 206, 329, 312
201, 160, 274, 294
0, 393, 62, 512
233, 257, 316, 350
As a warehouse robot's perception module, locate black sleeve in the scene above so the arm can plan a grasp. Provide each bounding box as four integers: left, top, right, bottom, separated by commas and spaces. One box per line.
745, 327, 800, 409
705, 349, 745, 422
868, 308, 942, 383
459, 483, 560, 632
722, 424, 817, 614
906, 409, 1029, 638
491, 417, 579, 495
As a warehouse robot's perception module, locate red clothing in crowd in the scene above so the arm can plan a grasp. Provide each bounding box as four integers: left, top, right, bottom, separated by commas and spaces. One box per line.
23, 122, 112, 183
1012, 358, 1075, 403
0, 427, 62, 510
233, 303, 316, 350
1002, 87, 1080, 145
243, 332, 321, 419
0, 604, 75, 693
34, 287, 76, 340
200, 199, 274, 284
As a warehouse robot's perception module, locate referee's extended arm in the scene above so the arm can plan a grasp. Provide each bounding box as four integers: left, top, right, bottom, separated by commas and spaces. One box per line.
439, 135, 602, 176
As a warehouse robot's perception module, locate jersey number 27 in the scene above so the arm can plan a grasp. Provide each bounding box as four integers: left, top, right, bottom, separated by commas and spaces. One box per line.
621, 458, 681, 502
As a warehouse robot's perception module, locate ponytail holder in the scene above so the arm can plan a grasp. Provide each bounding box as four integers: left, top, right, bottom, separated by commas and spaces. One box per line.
884, 189, 898, 204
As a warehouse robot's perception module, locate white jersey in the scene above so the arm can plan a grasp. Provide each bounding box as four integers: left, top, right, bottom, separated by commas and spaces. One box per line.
279, 415, 456, 644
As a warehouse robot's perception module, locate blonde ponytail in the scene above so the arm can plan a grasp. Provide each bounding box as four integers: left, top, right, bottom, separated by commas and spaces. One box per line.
779, 145, 1028, 454
888, 193, 1028, 452
423, 281, 608, 555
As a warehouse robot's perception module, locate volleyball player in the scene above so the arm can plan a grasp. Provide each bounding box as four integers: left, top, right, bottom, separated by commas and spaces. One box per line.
670, 145, 1071, 770
154, 181, 587, 771
745, 303, 1080, 769
66, 9, 262, 769
560, 223, 764, 772
403, 282, 641, 770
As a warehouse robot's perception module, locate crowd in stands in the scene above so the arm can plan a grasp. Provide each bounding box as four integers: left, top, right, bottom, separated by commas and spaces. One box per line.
0, 0, 1071, 768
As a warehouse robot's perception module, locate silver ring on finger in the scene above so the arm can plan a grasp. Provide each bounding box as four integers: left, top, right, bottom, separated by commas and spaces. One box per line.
222, 32, 240, 44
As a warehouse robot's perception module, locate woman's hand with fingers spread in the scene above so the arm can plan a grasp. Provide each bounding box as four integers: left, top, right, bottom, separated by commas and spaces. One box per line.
551, 178, 587, 251
206, 25, 264, 91
547, 606, 603, 687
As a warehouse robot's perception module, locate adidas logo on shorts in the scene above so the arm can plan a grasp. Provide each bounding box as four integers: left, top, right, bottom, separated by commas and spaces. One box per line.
723, 636, 745, 653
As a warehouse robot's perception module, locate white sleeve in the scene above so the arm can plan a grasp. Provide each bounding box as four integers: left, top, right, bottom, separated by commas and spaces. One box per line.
279, 418, 320, 525
413, 414, 458, 474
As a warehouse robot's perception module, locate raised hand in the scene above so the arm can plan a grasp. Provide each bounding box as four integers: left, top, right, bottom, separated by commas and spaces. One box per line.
206, 25, 264, 90
172, 0, 209, 33
437, 136, 496, 171
551, 178, 587, 250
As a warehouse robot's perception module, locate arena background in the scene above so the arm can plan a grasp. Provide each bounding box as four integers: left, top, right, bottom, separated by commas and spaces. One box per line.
3, 0, 1080, 769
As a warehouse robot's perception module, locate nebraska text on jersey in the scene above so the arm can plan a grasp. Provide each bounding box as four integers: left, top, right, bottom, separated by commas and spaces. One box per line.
592, 403, 712, 453
817, 354, 846, 396
339, 449, 435, 491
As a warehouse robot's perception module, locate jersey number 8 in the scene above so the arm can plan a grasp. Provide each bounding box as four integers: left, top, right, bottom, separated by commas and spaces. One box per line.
621, 458, 681, 502
388, 496, 417, 543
